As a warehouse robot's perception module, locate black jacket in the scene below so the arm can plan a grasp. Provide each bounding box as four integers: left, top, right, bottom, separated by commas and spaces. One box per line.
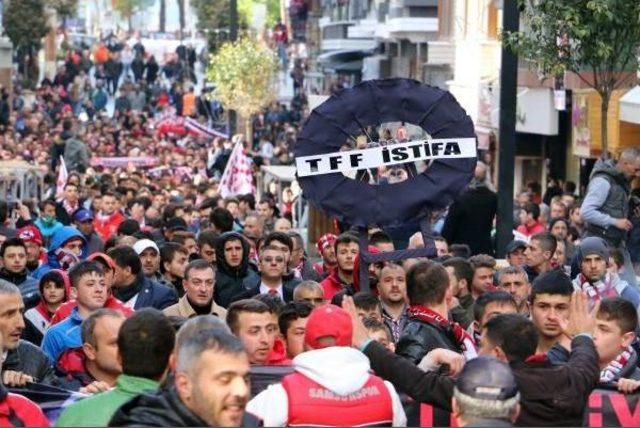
3, 340, 58, 385
364, 341, 454, 411
231, 275, 300, 304
511, 335, 599, 427
396, 317, 462, 365
442, 183, 497, 256
214, 232, 260, 308
109, 387, 261, 427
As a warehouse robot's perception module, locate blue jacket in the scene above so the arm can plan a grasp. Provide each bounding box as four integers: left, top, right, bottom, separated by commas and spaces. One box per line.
134, 276, 178, 311
41, 307, 83, 363
33, 226, 87, 279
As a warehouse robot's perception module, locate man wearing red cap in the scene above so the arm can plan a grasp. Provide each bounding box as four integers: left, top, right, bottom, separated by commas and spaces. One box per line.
17, 225, 45, 273
246, 304, 406, 426
312, 233, 337, 279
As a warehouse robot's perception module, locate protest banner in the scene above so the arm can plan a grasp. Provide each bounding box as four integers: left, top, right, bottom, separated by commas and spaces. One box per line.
90, 157, 158, 168
296, 138, 476, 177
585, 389, 640, 427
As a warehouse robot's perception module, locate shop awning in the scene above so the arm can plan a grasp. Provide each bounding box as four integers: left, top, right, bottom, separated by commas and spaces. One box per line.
317, 49, 375, 64
620, 85, 640, 125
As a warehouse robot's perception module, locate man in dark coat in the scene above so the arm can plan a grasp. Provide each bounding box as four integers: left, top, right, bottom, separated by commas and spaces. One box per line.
349, 291, 599, 427
442, 162, 497, 256
214, 232, 260, 308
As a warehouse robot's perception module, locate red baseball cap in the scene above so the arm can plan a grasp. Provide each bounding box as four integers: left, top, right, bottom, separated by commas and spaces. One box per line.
304, 304, 353, 349
17, 225, 43, 246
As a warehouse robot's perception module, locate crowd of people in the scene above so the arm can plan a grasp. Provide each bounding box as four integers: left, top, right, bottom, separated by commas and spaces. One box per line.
0, 27, 637, 427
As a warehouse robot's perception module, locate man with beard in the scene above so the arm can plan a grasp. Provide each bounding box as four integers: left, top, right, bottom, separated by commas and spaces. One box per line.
133, 239, 162, 281
288, 231, 321, 282
571, 236, 640, 310
320, 233, 359, 300
93, 191, 125, 241
377, 264, 408, 343
497, 266, 531, 315
0, 239, 39, 309
110, 329, 253, 427
397, 261, 477, 364
312, 234, 337, 279
73, 209, 104, 254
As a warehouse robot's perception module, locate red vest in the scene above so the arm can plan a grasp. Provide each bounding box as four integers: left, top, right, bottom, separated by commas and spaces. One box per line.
282, 372, 393, 427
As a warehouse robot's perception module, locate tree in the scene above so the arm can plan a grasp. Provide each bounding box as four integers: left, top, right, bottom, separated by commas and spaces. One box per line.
205, 37, 278, 143
47, 0, 77, 28
503, 0, 640, 158
192, 0, 251, 52
3, 0, 50, 88
112, 0, 145, 31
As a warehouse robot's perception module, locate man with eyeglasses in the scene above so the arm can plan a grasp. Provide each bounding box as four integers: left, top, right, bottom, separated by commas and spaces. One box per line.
232, 246, 301, 303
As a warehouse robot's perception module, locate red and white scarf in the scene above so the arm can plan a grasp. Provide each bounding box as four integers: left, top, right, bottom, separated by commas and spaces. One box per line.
573, 273, 619, 304
62, 199, 79, 215
408, 304, 478, 361
601, 345, 634, 383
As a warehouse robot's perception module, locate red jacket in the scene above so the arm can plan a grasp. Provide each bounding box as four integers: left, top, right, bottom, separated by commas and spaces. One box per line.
93, 211, 125, 241
320, 269, 356, 301
282, 372, 393, 427
0, 390, 49, 427
517, 222, 545, 237
50, 296, 133, 325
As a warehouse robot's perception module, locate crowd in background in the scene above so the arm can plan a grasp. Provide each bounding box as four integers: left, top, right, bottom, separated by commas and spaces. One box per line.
0, 28, 637, 428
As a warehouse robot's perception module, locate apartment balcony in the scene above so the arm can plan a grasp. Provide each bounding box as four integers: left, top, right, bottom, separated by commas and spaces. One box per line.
320, 21, 377, 52
426, 40, 455, 66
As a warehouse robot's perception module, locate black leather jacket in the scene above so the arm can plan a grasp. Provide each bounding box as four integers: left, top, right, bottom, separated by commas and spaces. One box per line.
395, 318, 462, 365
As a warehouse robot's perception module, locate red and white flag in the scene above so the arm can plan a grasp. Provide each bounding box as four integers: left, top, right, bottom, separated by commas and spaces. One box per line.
219, 143, 255, 198
56, 156, 68, 198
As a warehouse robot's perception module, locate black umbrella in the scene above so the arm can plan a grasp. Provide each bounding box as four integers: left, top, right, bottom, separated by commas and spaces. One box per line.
294, 78, 477, 229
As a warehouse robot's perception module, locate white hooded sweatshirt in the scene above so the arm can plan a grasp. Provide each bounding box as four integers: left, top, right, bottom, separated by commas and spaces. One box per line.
247, 346, 407, 427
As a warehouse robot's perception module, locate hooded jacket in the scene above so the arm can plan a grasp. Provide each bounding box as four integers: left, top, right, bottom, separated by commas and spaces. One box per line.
108, 386, 261, 427
214, 232, 260, 308
23, 269, 70, 345
33, 226, 87, 279
246, 346, 406, 426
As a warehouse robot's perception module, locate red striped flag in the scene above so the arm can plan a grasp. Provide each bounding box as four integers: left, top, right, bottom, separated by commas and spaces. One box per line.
219, 143, 255, 198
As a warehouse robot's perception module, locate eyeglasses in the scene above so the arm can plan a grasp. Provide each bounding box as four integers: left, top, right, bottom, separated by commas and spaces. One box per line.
262, 256, 284, 264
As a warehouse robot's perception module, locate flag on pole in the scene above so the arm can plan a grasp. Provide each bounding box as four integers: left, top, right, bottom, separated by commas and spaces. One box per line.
184, 117, 230, 139
219, 143, 255, 198
56, 156, 68, 198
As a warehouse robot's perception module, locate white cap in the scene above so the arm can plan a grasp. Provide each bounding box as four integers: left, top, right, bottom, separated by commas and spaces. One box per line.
133, 239, 160, 255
